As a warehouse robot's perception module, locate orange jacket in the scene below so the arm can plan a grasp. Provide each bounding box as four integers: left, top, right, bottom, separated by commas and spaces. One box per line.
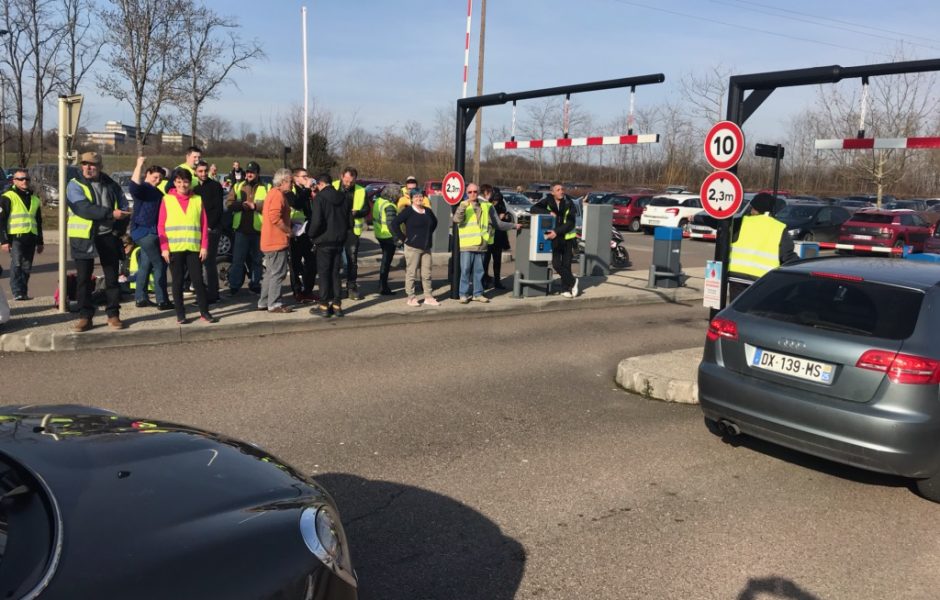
260, 187, 291, 252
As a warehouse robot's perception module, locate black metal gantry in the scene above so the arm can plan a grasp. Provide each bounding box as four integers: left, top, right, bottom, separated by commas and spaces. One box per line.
715, 58, 940, 313
450, 74, 666, 298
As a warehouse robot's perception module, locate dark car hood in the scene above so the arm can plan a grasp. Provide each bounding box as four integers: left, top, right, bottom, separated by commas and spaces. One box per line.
0, 412, 335, 599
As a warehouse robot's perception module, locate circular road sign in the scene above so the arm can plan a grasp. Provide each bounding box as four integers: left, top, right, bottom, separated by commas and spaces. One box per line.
704, 121, 745, 170
442, 171, 466, 205
700, 170, 743, 219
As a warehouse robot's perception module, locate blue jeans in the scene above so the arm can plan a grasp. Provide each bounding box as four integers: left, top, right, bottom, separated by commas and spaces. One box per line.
229, 231, 262, 291
9, 236, 36, 298
135, 233, 168, 304
459, 251, 484, 298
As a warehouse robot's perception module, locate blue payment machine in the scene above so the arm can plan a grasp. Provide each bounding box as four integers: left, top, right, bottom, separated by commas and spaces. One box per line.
530, 214, 556, 262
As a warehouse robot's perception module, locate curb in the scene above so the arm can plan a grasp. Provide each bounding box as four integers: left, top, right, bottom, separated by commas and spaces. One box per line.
615, 347, 702, 404
1, 285, 704, 354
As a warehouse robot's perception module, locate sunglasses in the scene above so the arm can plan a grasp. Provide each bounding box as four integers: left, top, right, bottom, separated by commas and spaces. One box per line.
467, 190, 479, 194
13, 177, 29, 181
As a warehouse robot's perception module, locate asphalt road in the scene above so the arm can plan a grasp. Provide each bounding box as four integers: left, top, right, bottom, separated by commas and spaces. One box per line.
4, 303, 937, 599
0, 231, 718, 299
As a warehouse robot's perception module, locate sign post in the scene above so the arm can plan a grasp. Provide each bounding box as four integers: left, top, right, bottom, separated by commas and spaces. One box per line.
703, 120, 744, 318
442, 170, 466, 299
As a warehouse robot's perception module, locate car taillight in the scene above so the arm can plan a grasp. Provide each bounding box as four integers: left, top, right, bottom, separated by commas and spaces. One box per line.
642, 206, 648, 214
706, 317, 738, 342
810, 271, 864, 282
856, 350, 940, 385
666, 208, 680, 216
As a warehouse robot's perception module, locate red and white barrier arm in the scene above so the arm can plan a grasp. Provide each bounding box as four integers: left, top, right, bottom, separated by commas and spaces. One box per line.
815, 137, 940, 150
682, 231, 716, 240
816, 242, 903, 254
493, 133, 659, 150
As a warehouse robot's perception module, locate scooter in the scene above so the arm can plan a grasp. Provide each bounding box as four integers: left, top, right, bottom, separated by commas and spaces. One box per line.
575, 227, 631, 269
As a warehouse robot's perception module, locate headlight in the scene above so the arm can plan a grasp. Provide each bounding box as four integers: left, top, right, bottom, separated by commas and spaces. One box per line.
299, 506, 357, 588
788, 228, 801, 236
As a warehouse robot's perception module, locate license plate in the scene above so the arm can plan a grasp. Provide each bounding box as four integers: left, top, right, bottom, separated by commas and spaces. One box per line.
746, 345, 835, 385
852, 234, 873, 240
646, 218, 661, 225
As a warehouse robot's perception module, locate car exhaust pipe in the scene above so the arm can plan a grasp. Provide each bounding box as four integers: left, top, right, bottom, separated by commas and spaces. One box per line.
718, 419, 741, 436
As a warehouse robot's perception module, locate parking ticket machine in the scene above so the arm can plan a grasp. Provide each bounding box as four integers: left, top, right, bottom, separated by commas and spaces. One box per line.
513, 214, 555, 298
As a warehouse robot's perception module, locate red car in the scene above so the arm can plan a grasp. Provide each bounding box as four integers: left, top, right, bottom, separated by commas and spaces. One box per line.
838, 209, 932, 252
608, 192, 654, 232
424, 180, 442, 197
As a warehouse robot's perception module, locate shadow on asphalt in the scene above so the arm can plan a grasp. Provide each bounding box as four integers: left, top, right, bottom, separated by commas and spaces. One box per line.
737, 576, 821, 600
316, 473, 526, 600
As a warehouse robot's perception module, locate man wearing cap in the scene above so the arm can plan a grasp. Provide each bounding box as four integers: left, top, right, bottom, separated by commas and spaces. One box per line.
333, 166, 369, 300
728, 192, 797, 301
226, 161, 268, 295
66, 151, 131, 331
396, 176, 421, 212
0, 168, 44, 300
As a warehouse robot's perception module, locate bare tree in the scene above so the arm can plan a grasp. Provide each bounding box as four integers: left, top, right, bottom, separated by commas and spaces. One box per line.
680, 64, 732, 138
97, 0, 189, 155
0, 8, 31, 166
401, 120, 426, 175
59, 0, 102, 95
173, 6, 263, 143
200, 114, 233, 145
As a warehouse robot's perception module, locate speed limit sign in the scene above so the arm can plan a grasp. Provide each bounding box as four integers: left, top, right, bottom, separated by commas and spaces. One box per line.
700, 171, 743, 219
704, 121, 744, 171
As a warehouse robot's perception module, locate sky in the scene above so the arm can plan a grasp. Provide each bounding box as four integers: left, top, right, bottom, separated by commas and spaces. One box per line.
84, 0, 940, 146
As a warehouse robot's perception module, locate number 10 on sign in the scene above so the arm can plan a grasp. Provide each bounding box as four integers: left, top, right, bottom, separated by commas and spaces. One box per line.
704, 121, 744, 170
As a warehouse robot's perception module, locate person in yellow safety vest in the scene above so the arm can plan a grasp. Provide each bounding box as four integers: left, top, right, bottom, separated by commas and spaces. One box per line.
65, 151, 131, 332
158, 168, 216, 324
728, 192, 797, 302
126, 242, 154, 293
452, 182, 520, 303
374, 183, 401, 295
166, 145, 201, 191
396, 176, 428, 212
0, 168, 44, 300
530, 182, 580, 298
333, 166, 370, 300
225, 161, 268, 294
286, 167, 318, 302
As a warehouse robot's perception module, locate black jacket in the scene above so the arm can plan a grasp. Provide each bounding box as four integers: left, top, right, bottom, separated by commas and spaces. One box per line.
194, 178, 224, 230
66, 172, 127, 260
308, 186, 349, 246
391, 206, 438, 251
288, 186, 313, 221
531, 195, 576, 250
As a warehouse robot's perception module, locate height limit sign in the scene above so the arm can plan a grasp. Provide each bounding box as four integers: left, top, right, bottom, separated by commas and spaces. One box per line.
700, 171, 743, 219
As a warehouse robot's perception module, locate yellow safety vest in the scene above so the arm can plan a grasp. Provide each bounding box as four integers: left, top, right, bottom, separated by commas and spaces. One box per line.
67, 179, 95, 239
333, 181, 366, 236
163, 193, 203, 252
373, 197, 395, 239
128, 246, 154, 291
289, 185, 305, 224
157, 180, 168, 193
3, 190, 40, 235
729, 213, 786, 279
458, 201, 491, 249
232, 181, 269, 231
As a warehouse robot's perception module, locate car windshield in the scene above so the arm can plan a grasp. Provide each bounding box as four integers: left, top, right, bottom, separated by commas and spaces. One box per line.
851, 213, 894, 224
776, 206, 820, 220
503, 193, 530, 205
734, 271, 924, 340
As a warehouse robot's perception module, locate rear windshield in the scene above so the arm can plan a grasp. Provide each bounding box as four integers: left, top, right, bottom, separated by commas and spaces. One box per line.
733, 271, 924, 340
650, 197, 679, 206
850, 213, 894, 224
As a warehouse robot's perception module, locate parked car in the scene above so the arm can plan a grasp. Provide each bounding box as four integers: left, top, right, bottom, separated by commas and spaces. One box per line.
699, 257, 940, 502
582, 191, 614, 204
502, 191, 533, 224
834, 198, 871, 213
424, 180, 442, 197
640, 193, 703, 233
884, 199, 929, 212
0, 405, 359, 598
663, 185, 687, 194
775, 202, 851, 242
838, 209, 932, 252
608, 192, 654, 232
26, 164, 81, 207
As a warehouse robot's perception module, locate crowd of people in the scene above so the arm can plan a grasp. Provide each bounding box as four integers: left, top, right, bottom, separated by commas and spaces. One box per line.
1, 147, 587, 332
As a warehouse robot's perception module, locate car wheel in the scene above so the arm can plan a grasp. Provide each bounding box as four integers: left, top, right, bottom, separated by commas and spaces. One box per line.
678, 219, 689, 229
802, 232, 815, 242
628, 218, 641, 233
217, 232, 233, 256
217, 257, 232, 286
916, 476, 940, 503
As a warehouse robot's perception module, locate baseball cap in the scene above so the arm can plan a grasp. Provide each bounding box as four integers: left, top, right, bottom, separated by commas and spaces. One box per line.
405, 176, 418, 184
245, 161, 261, 174
79, 151, 102, 165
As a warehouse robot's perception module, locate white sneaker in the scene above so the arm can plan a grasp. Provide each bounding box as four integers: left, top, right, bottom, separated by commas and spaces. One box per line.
561, 291, 573, 298
572, 278, 580, 297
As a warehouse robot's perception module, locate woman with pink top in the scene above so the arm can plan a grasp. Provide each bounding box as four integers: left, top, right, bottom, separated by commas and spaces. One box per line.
159, 168, 216, 324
